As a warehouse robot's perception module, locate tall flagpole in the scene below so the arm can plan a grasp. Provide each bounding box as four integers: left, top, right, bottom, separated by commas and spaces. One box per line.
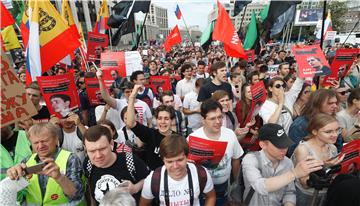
135, 12, 149, 50
238, 5, 248, 39
319, 1, 327, 49
179, 8, 194, 47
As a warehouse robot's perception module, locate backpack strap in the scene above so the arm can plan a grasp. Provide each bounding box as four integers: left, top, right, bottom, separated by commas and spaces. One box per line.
194, 164, 207, 194
122, 126, 129, 141
243, 151, 262, 205
124, 152, 136, 182
225, 111, 235, 128
59, 127, 83, 148
151, 167, 163, 204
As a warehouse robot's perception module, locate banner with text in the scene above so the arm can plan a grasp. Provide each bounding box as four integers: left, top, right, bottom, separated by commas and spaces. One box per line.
188, 136, 228, 168
323, 48, 359, 87
87, 32, 108, 62
37, 73, 80, 118
292, 45, 331, 78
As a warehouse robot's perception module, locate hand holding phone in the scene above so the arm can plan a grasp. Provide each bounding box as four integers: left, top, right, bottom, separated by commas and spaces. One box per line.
24, 162, 47, 175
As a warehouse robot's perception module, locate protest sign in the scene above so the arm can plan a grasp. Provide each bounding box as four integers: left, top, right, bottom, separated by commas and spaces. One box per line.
292, 45, 331, 78
267, 64, 279, 79
148, 76, 172, 95
244, 81, 267, 124
1, 54, 37, 127
37, 73, 80, 118
325, 31, 337, 41
101, 51, 142, 88
85, 77, 104, 106
87, 32, 108, 62
187, 136, 228, 168
245, 50, 255, 62
323, 48, 359, 87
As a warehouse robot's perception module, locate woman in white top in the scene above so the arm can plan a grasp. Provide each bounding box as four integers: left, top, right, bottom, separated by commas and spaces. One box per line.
292, 113, 344, 206
259, 76, 304, 134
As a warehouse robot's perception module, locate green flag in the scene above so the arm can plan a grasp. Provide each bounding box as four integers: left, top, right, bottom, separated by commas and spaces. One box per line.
244, 11, 257, 50
200, 21, 214, 51
259, 4, 269, 23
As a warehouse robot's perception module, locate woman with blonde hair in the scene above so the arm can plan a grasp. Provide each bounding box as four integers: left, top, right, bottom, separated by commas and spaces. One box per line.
292, 113, 344, 206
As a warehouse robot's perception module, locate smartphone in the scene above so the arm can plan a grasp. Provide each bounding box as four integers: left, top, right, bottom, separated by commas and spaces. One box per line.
327, 153, 342, 162
25, 162, 46, 175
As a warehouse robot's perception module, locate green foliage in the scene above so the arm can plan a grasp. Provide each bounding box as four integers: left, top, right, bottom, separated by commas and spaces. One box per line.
328, 1, 347, 31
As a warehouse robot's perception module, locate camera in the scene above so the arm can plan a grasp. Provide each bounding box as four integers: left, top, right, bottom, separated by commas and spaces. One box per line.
307, 164, 341, 190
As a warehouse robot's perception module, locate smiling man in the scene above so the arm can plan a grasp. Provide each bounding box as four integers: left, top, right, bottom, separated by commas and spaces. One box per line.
188, 99, 243, 205
125, 85, 176, 170
197, 61, 233, 102
140, 134, 216, 206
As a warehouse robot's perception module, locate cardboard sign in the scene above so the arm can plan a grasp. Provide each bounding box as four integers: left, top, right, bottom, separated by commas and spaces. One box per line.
187, 136, 228, 168
1, 54, 37, 127
125, 51, 143, 76
85, 77, 105, 106
267, 64, 279, 79
323, 48, 359, 87
37, 73, 80, 118
87, 32, 108, 62
148, 76, 172, 95
245, 81, 267, 124
245, 50, 255, 62
292, 45, 331, 78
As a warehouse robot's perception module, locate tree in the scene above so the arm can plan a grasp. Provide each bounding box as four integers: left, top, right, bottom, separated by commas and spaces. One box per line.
327, 1, 347, 31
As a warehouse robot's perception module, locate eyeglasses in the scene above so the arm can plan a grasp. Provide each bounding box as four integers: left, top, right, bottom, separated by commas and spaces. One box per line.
319, 128, 342, 136
274, 84, 286, 89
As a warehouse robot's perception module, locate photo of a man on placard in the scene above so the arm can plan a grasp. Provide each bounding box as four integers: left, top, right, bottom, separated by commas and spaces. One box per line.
50, 94, 71, 117
307, 56, 332, 76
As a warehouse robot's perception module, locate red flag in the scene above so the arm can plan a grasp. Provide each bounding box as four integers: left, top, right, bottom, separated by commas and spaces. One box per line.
213, 1, 247, 59
1, 2, 15, 29
164, 25, 182, 52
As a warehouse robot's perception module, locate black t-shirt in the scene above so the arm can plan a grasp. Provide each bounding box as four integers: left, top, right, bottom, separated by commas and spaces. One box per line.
84, 152, 150, 205
130, 123, 166, 170
1, 131, 18, 157
197, 81, 234, 102
32, 105, 50, 123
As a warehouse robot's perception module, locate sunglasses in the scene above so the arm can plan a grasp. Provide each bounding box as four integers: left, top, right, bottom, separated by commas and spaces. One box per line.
274, 84, 286, 89
338, 91, 349, 95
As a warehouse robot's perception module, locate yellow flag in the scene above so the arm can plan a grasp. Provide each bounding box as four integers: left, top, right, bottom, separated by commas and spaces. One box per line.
61, 0, 75, 26
1, 25, 21, 51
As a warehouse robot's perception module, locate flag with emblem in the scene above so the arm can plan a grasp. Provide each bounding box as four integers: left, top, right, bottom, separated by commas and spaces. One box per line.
61, 0, 80, 39
94, 0, 109, 34
26, 0, 81, 81
213, 0, 247, 59
1, 2, 15, 29
164, 25, 182, 52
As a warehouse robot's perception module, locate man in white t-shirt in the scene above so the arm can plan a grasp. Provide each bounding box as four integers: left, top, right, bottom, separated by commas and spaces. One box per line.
140, 134, 216, 206
97, 70, 152, 128
187, 99, 244, 205
176, 63, 196, 101
183, 78, 205, 134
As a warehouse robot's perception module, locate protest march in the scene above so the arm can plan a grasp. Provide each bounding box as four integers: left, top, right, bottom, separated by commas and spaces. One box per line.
1, 0, 360, 206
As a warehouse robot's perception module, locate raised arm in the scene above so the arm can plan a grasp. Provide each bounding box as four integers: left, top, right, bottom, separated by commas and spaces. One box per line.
96, 69, 117, 109
126, 85, 142, 128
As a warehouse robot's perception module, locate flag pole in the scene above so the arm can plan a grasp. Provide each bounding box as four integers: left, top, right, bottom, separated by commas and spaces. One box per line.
136, 12, 149, 49
180, 13, 194, 47
238, 5, 248, 40
342, 18, 359, 46
319, 1, 327, 49
109, 29, 113, 50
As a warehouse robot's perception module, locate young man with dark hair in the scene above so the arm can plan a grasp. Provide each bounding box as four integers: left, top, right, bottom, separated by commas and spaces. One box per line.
176, 63, 195, 101
188, 99, 244, 205
196, 60, 209, 79
140, 134, 216, 206
130, 70, 154, 108
159, 91, 185, 135
246, 71, 260, 85
197, 61, 233, 102
126, 85, 176, 170
83, 125, 149, 205
278, 62, 290, 78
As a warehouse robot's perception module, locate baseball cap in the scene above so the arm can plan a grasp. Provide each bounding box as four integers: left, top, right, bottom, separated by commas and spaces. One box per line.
258, 123, 294, 149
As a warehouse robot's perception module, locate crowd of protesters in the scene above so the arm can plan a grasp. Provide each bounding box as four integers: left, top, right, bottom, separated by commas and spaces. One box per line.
2, 41, 360, 206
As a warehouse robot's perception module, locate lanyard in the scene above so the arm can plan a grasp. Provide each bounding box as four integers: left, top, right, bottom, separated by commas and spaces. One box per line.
164, 165, 194, 206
